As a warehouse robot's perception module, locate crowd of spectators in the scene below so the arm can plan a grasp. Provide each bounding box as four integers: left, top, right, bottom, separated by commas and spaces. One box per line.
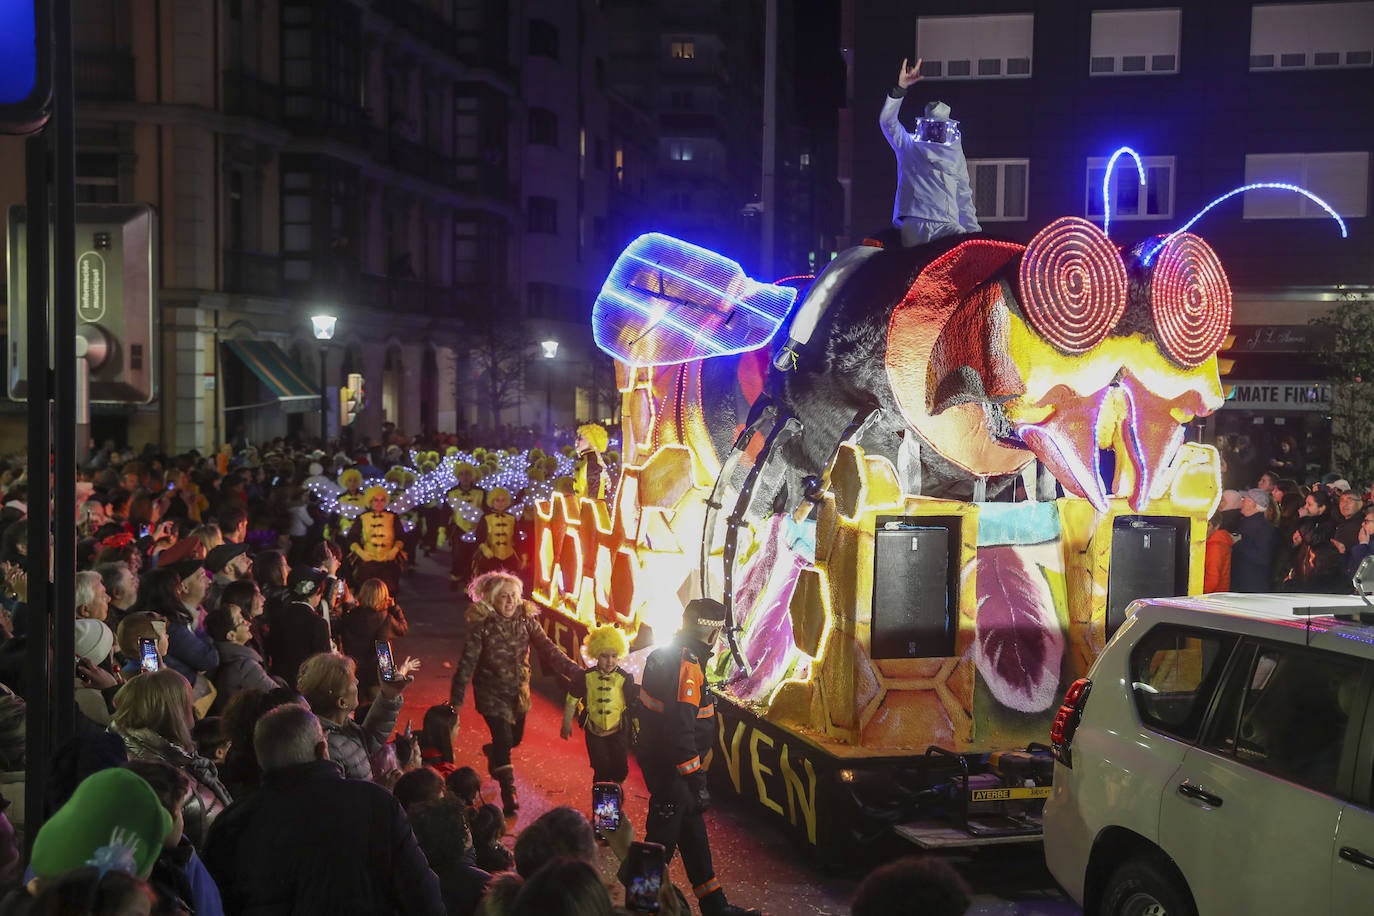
0, 429, 994, 915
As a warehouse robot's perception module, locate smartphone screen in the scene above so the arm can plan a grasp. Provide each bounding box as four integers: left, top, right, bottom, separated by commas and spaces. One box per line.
138, 524, 151, 538
138, 637, 161, 673
623, 841, 665, 913
592, 781, 622, 836
336, 578, 347, 601
375, 640, 397, 682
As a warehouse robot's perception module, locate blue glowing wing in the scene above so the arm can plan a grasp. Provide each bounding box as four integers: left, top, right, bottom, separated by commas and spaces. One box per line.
592, 233, 798, 367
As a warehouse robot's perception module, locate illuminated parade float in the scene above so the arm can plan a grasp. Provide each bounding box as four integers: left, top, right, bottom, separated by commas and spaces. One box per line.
520, 153, 1265, 853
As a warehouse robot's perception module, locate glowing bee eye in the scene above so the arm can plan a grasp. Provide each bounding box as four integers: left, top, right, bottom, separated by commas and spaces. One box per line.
1149, 232, 1231, 368
1018, 216, 1129, 354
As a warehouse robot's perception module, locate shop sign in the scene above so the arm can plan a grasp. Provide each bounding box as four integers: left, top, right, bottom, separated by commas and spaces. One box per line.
1228, 325, 1335, 352
1223, 381, 1331, 411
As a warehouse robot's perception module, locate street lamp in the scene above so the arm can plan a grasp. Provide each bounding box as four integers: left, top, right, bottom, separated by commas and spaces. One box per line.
311, 314, 337, 443
541, 338, 559, 441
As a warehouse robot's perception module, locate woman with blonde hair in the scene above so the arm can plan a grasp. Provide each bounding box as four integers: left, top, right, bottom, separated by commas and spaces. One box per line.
297, 650, 416, 781
338, 577, 410, 703
449, 571, 582, 817
110, 668, 232, 847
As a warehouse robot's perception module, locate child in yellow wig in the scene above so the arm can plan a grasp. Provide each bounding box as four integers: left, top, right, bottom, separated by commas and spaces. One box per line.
560, 624, 639, 785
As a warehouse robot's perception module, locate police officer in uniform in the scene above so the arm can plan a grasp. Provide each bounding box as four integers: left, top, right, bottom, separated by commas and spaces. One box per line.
635, 598, 762, 916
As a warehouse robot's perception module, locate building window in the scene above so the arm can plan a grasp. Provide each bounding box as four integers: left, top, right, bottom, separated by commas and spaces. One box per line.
969, 159, 1028, 221
1243, 152, 1369, 219
1086, 155, 1175, 220
528, 107, 558, 147
799, 152, 811, 170
670, 89, 694, 110
1090, 9, 1181, 76
527, 196, 557, 234
1250, 2, 1374, 70
614, 146, 625, 187
670, 142, 693, 162
528, 18, 559, 60
670, 39, 696, 60
916, 14, 1033, 80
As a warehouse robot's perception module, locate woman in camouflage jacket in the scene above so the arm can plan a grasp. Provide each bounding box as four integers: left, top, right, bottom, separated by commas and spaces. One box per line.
449, 571, 581, 816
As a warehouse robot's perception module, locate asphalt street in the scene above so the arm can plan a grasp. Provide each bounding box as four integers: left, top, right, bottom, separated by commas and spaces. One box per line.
387, 551, 1080, 915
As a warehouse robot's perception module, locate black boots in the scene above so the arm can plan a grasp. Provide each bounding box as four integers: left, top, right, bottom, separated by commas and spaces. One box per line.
494, 764, 519, 817
699, 891, 762, 916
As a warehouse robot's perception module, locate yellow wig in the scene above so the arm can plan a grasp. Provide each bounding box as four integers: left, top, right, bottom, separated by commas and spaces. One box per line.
584, 624, 629, 660
339, 468, 363, 490
577, 423, 609, 453
364, 485, 390, 504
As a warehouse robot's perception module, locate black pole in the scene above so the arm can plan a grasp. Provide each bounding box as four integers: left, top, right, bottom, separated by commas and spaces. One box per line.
545, 362, 553, 441
50, 0, 78, 745
22, 129, 52, 858
319, 344, 327, 443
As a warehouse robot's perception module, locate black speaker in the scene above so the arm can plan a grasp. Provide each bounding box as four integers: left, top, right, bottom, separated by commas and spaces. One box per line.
871, 518, 958, 659
1107, 517, 1188, 637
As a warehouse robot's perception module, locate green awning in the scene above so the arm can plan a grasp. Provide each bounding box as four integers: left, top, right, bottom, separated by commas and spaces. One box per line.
223, 339, 318, 413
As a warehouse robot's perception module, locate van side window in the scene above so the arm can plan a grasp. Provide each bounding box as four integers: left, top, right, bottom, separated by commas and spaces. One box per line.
1202, 643, 1361, 796
1129, 625, 1235, 741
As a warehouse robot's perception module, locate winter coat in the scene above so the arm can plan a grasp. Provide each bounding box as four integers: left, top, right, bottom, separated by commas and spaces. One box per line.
1232, 513, 1279, 592
210, 640, 281, 713
202, 759, 445, 916
1204, 527, 1233, 592
165, 609, 219, 682
320, 691, 402, 781
263, 599, 331, 687
338, 603, 409, 695
113, 726, 232, 849
449, 601, 581, 723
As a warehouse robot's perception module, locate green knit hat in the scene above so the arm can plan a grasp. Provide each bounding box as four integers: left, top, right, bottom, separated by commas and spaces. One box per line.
30, 768, 172, 879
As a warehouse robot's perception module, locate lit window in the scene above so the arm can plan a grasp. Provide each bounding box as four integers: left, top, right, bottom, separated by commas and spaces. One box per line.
1249, 2, 1374, 71
916, 14, 1033, 80
969, 159, 1028, 221
1090, 9, 1181, 76
670, 40, 696, 60
1243, 152, 1369, 219
670, 143, 693, 162
1086, 155, 1175, 220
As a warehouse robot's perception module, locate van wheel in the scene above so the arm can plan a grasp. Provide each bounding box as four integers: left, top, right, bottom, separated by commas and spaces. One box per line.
1101, 853, 1195, 916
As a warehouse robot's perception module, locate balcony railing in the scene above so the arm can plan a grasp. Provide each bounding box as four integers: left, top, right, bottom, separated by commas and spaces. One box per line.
75, 50, 135, 102
223, 71, 283, 124
223, 250, 284, 297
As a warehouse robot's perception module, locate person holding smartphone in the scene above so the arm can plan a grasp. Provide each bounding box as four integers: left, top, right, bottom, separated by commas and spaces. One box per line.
634, 599, 762, 916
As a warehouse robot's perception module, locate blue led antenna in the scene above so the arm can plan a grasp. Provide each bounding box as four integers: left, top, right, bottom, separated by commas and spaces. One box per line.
1142, 182, 1349, 265
1101, 147, 1146, 240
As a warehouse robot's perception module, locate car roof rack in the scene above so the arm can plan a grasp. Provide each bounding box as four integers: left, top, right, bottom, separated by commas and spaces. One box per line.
1292, 606, 1374, 625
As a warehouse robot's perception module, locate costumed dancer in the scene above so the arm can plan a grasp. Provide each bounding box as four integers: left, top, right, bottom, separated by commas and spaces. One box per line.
385, 466, 422, 570
332, 467, 368, 544
880, 57, 979, 248
472, 487, 522, 579
634, 598, 761, 916
348, 485, 405, 595
448, 571, 583, 817
560, 624, 639, 786
446, 462, 486, 591
418, 452, 446, 556
574, 423, 609, 500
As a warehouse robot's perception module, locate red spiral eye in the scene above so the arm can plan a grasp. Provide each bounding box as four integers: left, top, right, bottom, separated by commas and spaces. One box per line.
1149, 233, 1232, 368
1018, 216, 1129, 354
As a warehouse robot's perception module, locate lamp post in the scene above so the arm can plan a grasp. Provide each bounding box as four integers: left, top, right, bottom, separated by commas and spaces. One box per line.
311, 314, 337, 443
541, 338, 559, 442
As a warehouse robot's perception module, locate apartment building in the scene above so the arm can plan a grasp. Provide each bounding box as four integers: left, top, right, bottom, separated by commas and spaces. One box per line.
0, 0, 654, 453
840, 0, 1372, 466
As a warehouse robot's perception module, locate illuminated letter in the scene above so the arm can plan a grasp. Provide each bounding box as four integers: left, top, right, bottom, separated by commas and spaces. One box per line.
749, 730, 784, 816
717, 717, 745, 794
780, 744, 818, 845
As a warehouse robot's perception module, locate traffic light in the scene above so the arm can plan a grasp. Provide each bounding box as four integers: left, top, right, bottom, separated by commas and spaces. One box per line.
340, 372, 365, 426
0, 2, 51, 135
